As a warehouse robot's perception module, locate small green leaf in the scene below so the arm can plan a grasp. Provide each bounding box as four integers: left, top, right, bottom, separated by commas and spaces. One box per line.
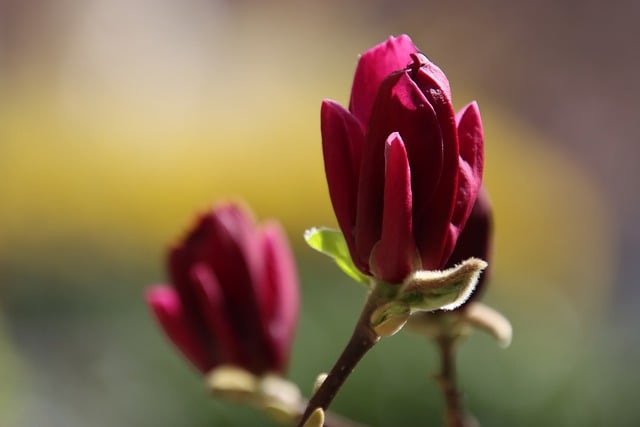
304, 227, 370, 285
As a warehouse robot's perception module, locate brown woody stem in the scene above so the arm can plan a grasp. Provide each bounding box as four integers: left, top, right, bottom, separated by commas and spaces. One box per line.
436, 334, 466, 427
296, 288, 385, 427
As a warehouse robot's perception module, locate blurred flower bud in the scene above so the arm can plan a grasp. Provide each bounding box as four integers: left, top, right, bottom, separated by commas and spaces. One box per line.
146, 203, 299, 375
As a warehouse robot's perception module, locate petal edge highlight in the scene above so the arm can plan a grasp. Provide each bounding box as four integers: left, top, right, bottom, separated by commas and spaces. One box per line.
370, 133, 416, 283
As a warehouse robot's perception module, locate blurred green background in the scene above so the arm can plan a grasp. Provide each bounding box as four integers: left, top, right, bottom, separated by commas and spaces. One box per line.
1, 1, 638, 426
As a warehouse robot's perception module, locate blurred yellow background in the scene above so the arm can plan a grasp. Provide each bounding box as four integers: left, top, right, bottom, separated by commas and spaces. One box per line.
0, 1, 637, 426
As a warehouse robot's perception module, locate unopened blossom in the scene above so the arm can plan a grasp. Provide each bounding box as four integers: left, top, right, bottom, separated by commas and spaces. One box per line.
321, 34, 486, 284
146, 203, 299, 375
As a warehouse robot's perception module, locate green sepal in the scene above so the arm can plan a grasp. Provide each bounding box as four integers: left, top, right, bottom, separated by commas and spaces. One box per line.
369, 300, 411, 337
399, 258, 487, 312
463, 302, 513, 348
304, 227, 370, 285
205, 366, 302, 424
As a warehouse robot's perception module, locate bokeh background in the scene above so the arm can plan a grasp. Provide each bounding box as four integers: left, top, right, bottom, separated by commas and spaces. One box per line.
1, 1, 639, 426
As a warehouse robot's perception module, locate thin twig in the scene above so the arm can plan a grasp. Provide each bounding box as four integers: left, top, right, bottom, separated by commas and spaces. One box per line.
296, 290, 382, 427
436, 335, 465, 427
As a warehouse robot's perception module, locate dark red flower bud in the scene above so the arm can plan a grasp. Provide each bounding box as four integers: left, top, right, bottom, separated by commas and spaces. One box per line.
146, 203, 299, 375
322, 35, 487, 284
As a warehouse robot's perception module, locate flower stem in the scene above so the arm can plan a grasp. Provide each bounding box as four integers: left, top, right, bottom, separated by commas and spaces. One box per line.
296, 289, 383, 427
436, 335, 466, 427
295, 402, 370, 427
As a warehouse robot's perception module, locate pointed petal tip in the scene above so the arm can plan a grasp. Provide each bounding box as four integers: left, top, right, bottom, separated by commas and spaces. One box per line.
384, 34, 415, 49
321, 98, 340, 111
320, 99, 350, 123
145, 285, 177, 308
456, 100, 482, 124
349, 35, 419, 125
385, 131, 403, 149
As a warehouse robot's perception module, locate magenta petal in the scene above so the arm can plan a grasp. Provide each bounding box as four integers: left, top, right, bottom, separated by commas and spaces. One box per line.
321, 99, 365, 262
443, 102, 485, 258
356, 72, 444, 270
386, 73, 444, 268
408, 66, 459, 269
205, 206, 263, 326
409, 52, 452, 102
167, 212, 223, 313
349, 35, 418, 126
455, 102, 484, 221
370, 133, 416, 283
146, 286, 214, 373
445, 187, 492, 303
190, 264, 246, 369
167, 243, 199, 313
259, 223, 299, 373
193, 207, 275, 373
354, 72, 408, 268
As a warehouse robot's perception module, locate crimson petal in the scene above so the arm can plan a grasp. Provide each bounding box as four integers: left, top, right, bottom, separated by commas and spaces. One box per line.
146, 286, 214, 372
190, 263, 249, 370
259, 223, 299, 372
445, 186, 492, 303
349, 35, 418, 126
410, 61, 459, 269
321, 100, 365, 263
442, 102, 485, 259
203, 206, 273, 369
370, 133, 416, 283
356, 71, 444, 270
